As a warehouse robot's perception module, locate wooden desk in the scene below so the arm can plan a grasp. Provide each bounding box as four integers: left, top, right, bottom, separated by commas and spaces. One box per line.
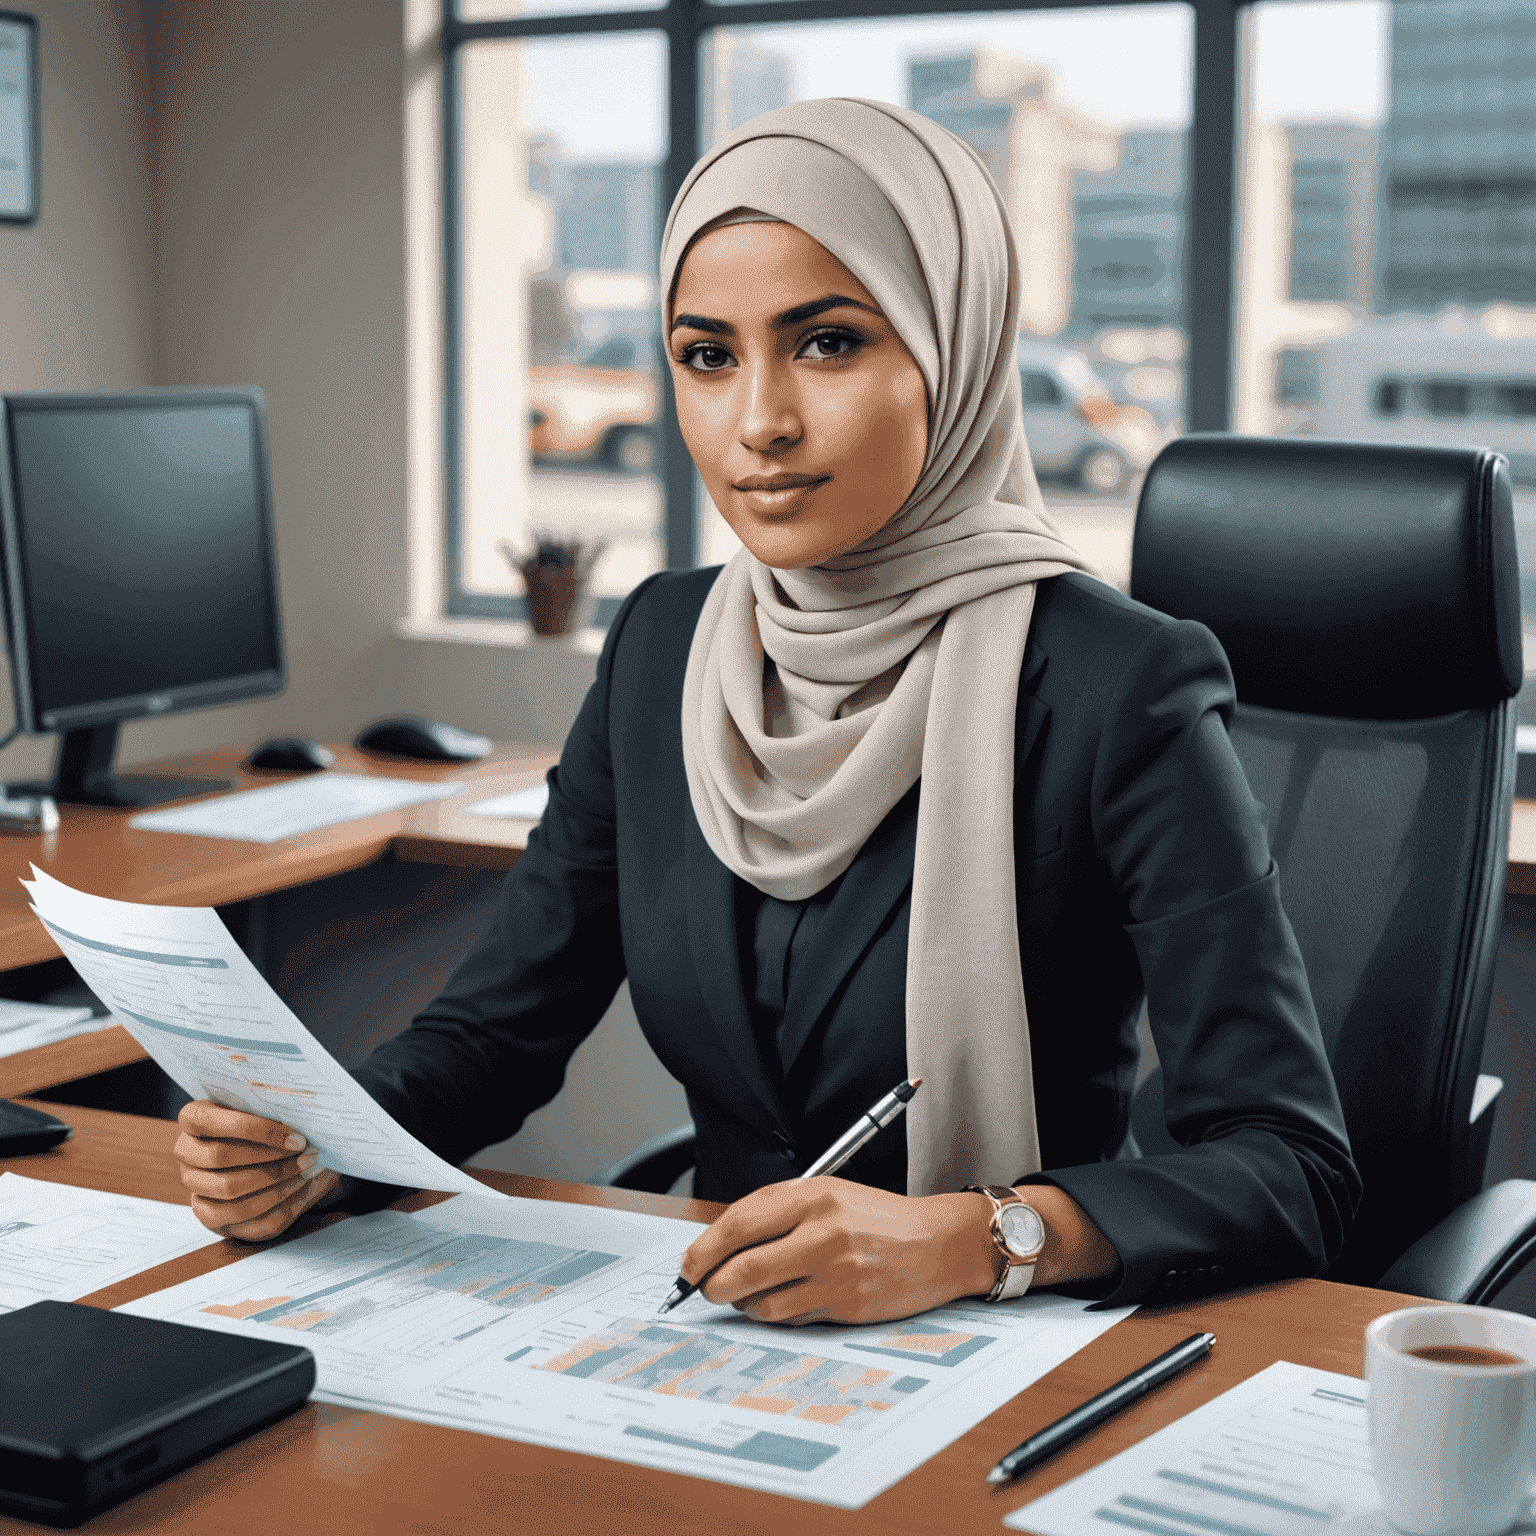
0, 1102, 1426, 1536
0, 743, 557, 1098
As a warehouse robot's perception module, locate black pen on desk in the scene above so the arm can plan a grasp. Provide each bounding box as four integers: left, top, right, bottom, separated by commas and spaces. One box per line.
986, 1331, 1216, 1485
656, 1077, 923, 1316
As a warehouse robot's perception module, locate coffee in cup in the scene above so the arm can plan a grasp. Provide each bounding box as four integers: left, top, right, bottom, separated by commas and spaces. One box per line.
1404, 1345, 1526, 1368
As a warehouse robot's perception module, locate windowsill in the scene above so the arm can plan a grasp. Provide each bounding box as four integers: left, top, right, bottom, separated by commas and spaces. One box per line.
394, 615, 607, 656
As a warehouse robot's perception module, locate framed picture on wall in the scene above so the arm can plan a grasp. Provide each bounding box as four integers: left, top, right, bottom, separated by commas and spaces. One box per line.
0, 9, 38, 225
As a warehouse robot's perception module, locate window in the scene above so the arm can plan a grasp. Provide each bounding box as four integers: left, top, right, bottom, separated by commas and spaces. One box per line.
1373, 377, 1405, 416
1235, 0, 1536, 668
1275, 347, 1320, 405
443, 0, 1201, 610
453, 31, 667, 623
1495, 382, 1536, 419
1418, 380, 1472, 419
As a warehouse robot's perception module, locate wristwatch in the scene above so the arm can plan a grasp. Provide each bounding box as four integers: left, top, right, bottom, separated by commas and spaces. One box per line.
963, 1184, 1046, 1302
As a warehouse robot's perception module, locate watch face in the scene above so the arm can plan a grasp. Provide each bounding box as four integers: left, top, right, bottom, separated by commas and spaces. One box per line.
999, 1202, 1045, 1258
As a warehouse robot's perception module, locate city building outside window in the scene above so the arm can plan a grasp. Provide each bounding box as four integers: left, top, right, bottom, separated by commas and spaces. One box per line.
1235, 0, 1536, 667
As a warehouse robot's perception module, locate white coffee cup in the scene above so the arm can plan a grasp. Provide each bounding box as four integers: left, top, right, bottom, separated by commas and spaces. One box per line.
1365, 1304, 1536, 1536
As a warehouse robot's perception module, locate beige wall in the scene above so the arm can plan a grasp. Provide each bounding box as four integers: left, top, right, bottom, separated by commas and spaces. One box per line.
1, 0, 601, 784
0, 0, 156, 783
0, 0, 686, 1182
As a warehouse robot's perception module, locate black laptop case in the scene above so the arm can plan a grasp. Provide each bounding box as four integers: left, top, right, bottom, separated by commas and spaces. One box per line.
0, 1300, 315, 1527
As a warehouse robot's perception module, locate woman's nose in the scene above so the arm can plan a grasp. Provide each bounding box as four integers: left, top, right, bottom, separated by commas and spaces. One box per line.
737, 360, 803, 454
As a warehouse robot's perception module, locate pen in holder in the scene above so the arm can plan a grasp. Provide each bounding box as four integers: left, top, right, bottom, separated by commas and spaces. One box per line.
498, 535, 606, 638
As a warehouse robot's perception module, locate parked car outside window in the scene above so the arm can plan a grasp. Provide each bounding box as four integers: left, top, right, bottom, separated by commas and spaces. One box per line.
529, 334, 659, 473
1017, 339, 1162, 495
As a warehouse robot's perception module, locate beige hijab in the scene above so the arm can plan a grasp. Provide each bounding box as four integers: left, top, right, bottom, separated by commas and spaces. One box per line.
664, 98, 1100, 1197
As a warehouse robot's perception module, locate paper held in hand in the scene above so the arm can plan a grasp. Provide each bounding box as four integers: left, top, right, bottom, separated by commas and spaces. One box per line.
19, 867, 505, 1200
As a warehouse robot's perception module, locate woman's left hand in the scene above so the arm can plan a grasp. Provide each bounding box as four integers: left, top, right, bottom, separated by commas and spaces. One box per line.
679, 1179, 1001, 1326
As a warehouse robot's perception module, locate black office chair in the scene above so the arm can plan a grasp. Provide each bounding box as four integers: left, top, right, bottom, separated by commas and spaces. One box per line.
1127, 434, 1536, 1304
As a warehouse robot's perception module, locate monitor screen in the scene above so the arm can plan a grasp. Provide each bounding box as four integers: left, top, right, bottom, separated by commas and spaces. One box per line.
0, 391, 283, 732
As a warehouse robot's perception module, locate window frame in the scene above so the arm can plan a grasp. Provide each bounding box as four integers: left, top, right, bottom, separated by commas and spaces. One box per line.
439, 0, 1242, 621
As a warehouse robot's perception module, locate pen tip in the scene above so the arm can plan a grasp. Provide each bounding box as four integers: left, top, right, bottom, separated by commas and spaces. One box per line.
985, 1468, 1008, 1486
910, 1077, 922, 1088
657, 1288, 684, 1315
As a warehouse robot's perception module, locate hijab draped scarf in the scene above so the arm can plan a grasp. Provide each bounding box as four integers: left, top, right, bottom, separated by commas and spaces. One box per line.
663, 98, 1100, 1196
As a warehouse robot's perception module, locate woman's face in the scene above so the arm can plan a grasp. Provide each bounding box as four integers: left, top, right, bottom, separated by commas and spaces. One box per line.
669, 222, 929, 571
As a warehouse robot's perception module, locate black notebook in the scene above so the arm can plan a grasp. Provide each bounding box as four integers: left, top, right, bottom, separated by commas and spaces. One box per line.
0, 1301, 315, 1528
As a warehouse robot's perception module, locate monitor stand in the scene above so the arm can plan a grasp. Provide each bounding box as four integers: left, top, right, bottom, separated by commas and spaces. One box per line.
8, 722, 232, 808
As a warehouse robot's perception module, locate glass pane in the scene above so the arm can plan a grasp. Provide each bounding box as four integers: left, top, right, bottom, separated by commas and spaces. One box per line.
699, 8, 1194, 590
459, 33, 666, 616
1236, 0, 1536, 691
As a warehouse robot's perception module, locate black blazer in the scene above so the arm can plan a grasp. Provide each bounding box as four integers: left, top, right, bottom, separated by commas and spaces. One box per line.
352, 568, 1361, 1307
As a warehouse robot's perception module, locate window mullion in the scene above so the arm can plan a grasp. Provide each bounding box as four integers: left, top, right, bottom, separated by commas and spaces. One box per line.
1186, 0, 1240, 432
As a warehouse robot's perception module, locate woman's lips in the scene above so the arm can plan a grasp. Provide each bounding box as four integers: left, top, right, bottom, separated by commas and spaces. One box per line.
732, 474, 831, 513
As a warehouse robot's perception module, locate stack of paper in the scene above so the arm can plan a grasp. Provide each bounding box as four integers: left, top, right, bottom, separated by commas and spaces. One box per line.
1007, 1359, 1382, 1536
127, 775, 465, 844
0, 1173, 218, 1313
466, 784, 548, 820
0, 998, 108, 1058
119, 1196, 1132, 1509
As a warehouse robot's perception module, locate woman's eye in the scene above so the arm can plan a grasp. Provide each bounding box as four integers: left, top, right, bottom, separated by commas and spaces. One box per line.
681, 344, 732, 372
800, 330, 859, 361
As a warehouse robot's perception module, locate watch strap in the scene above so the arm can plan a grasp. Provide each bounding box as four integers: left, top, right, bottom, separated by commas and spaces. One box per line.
963, 1184, 1040, 1302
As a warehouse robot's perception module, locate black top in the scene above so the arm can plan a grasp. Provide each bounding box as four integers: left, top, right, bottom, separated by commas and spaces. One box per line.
345, 568, 1362, 1308
739, 874, 843, 1111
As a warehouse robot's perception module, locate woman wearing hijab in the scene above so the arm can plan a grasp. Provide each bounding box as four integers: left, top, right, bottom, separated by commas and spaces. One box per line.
171, 98, 1360, 1320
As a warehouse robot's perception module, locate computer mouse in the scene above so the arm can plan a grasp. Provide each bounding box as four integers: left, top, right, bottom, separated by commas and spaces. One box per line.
354, 717, 492, 762
244, 738, 335, 772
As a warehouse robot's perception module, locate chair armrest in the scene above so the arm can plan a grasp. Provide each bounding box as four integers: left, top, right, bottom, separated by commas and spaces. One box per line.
1376, 1180, 1536, 1305
590, 1123, 696, 1194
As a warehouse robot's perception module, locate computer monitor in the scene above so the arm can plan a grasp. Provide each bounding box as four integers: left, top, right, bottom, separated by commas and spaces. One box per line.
0, 387, 285, 807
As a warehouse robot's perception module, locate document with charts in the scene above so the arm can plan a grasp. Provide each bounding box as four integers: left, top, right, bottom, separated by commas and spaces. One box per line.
120, 1193, 1131, 1508
19, 868, 502, 1200
0, 1173, 218, 1313
1007, 1359, 1384, 1536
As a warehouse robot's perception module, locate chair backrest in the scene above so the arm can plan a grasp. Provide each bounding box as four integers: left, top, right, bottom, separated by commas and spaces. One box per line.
1130, 434, 1523, 1285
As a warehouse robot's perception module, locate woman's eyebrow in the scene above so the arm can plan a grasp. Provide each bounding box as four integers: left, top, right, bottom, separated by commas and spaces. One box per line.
669, 294, 883, 336
771, 295, 882, 329
671, 312, 733, 335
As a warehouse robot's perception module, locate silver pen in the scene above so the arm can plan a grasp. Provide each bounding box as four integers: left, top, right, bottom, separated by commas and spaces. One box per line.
657, 1077, 923, 1315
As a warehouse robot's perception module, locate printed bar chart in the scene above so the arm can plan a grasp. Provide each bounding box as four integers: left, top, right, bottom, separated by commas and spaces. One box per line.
200, 1234, 621, 1350
533, 1317, 930, 1429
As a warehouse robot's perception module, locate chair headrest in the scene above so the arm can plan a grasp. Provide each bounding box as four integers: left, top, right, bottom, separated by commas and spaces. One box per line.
1130, 436, 1523, 720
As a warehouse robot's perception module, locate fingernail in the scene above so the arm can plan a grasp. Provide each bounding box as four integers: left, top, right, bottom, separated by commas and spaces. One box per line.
303, 1161, 325, 1179
298, 1149, 318, 1171
285, 1134, 306, 1151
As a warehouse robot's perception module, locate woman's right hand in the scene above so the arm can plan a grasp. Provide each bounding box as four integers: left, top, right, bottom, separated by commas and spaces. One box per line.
175, 1100, 340, 1240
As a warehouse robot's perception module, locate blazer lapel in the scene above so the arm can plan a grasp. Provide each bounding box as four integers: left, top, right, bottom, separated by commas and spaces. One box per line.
775, 783, 921, 1079
684, 808, 788, 1138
